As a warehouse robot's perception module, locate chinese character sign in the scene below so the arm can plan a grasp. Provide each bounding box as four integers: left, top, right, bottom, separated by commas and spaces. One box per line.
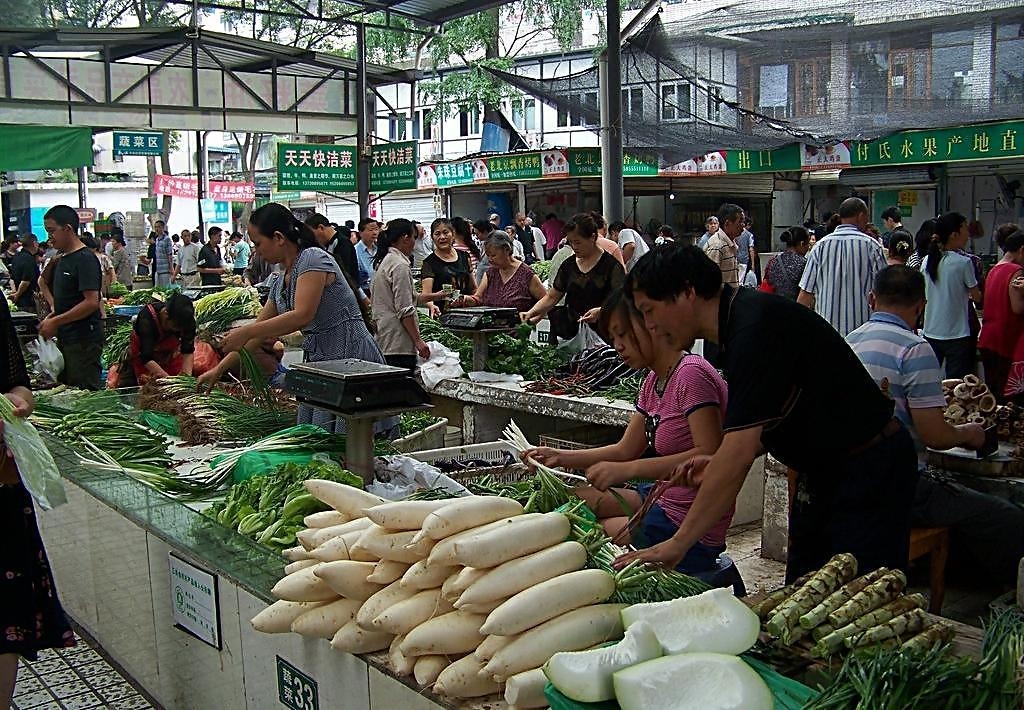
278, 142, 356, 192
113, 131, 164, 157
622, 152, 659, 176
370, 141, 418, 192
153, 175, 255, 201
486, 153, 543, 181
851, 120, 1023, 167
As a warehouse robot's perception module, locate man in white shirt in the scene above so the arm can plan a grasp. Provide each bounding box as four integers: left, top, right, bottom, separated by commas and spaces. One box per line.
608, 221, 650, 272
411, 220, 433, 271
798, 197, 887, 337
526, 216, 545, 262
173, 230, 203, 288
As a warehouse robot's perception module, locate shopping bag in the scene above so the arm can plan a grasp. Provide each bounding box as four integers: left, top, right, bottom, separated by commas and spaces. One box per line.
558, 322, 606, 353
0, 412, 67, 510
27, 336, 64, 379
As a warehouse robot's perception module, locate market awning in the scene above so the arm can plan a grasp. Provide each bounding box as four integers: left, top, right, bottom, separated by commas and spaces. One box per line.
0, 124, 93, 171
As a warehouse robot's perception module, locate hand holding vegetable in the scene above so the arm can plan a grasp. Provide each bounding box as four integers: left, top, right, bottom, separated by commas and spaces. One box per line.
195, 368, 222, 394
613, 535, 689, 571
586, 461, 631, 491
521, 446, 565, 470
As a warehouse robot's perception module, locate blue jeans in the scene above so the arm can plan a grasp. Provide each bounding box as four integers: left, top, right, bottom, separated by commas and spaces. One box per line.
635, 483, 724, 574
154, 271, 172, 288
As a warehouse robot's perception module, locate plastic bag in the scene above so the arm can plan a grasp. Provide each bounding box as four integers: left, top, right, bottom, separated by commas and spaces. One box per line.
558, 322, 606, 353
1, 416, 67, 510
191, 340, 221, 376
418, 340, 465, 389
369, 455, 472, 500
27, 336, 64, 379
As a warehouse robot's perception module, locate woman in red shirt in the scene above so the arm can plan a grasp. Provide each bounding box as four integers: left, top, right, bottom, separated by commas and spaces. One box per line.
523, 289, 732, 573
979, 225, 1024, 400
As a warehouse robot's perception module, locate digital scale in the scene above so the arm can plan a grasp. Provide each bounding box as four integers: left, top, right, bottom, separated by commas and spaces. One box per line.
440, 307, 521, 370
283, 359, 431, 482
181, 285, 227, 301
10, 311, 39, 348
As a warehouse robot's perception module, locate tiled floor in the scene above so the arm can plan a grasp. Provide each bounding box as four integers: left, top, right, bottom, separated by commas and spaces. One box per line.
10, 632, 159, 710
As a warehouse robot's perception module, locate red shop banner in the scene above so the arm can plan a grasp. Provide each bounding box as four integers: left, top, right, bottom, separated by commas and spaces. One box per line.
153, 174, 256, 201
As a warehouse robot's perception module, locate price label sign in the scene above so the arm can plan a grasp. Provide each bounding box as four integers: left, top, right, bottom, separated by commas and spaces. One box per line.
277, 657, 319, 710
168, 553, 221, 649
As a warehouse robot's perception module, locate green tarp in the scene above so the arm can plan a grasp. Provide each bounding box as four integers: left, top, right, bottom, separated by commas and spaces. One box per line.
0, 125, 93, 171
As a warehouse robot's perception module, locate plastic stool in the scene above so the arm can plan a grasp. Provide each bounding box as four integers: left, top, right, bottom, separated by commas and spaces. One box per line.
693, 553, 747, 597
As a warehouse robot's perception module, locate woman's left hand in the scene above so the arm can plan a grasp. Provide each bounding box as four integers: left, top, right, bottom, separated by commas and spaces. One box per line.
586, 461, 628, 491
1, 392, 31, 458
581, 307, 601, 323
613, 537, 690, 570
218, 326, 250, 354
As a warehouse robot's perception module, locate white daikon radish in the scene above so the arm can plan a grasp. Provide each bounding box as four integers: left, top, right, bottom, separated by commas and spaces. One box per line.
308, 517, 375, 549
282, 546, 313, 561
450, 512, 571, 569
271, 565, 338, 602
329, 621, 394, 654
449, 567, 489, 598
251, 600, 326, 633
457, 541, 588, 607
458, 597, 510, 615
356, 580, 418, 629
303, 510, 349, 528
388, 635, 415, 676
613, 653, 772, 710
484, 604, 627, 681
372, 588, 454, 635
475, 633, 516, 662
352, 526, 433, 564
433, 655, 502, 699
415, 496, 525, 542
428, 514, 544, 566
367, 560, 411, 585
364, 499, 456, 531
481, 569, 616, 636
309, 530, 376, 563
620, 587, 760, 656
543, 619, 662, 702
505, 668, 549, 709
400, 560, 459, 590
313, 560, 383, 601
290, 598, 362, 639
413, 655, 450, 687
304, 479, 385, 517
284, 559, 319, 575
399, 610, 488, 657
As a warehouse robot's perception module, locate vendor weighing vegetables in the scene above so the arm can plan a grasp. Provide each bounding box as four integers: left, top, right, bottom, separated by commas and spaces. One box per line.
616, 244, 918, 582
116, 292, 196, 387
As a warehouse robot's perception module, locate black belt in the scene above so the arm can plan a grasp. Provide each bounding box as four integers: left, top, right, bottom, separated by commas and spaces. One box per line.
848, 417, 901, 457
181, 271, 197, 275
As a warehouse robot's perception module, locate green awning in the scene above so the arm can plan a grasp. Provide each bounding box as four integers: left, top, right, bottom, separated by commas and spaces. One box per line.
0, 125, 93, 171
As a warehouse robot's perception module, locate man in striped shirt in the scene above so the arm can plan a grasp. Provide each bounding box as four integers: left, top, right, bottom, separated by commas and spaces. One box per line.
798, 197, 886, 336
702, 203, 743, 289
848, 266, 1023, 580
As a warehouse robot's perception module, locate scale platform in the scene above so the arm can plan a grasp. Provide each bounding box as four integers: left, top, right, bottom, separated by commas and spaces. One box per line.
441, 307, 519, 331
284, 358, 430, 413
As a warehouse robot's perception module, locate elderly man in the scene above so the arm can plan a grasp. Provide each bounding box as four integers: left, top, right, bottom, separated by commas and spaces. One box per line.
798, 197, 887, 337
702, 203, 744, 289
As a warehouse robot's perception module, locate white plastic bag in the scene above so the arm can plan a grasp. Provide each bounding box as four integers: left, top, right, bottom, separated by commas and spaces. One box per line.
558, 322, 606, 353
418, 340, 465, 388
369, 455, 471, 500
1, 415, 67, 510
27, 336, 64, 379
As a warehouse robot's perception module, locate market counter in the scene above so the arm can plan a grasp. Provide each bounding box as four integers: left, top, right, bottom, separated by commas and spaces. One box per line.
34, 435, 457, 710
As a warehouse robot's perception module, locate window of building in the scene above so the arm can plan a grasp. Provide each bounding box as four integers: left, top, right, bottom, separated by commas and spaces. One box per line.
850, 39, 890, 114
556, 92, 598, 127
995, 23, 1024, 105
458, 106, 481, 136
888, 48, 930, 109
661, 83, 692, 121
512, 98, 537, 131
931, 30, 973, 104
706, 87, 721, 123
794, 59, 829, 116
388, 114, 408, 141
621, 87, 643, 120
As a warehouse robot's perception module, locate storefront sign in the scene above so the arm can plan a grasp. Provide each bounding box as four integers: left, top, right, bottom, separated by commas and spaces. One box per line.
371, 141, 418, 191
727, 144, 801, 173
568, 148, 600, 177
200, 199, 229, 222
153, 175, 255, 201
277, 142, 356, 192
665, 151, 730, 176
417, 161, 478, 189
801, 142, 851, 170
74, 208, 96, 224
277, 657, 319, 710
113, 131, 164, 157
169, 553, 220, 649
850, 120, 1024, 167
623, 151, 660, 176
140, 197, 158, 212
487, 153, 543, 181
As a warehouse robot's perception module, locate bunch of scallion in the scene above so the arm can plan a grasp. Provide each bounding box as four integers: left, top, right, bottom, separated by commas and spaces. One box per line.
102, 322, 133, 367
193, 287, 261, 334
52, 410, 172, 472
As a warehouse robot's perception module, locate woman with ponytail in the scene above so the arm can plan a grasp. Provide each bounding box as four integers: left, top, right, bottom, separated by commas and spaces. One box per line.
198, 203, 391, 433
372, 218, 431, 369
920, 211, 982, 378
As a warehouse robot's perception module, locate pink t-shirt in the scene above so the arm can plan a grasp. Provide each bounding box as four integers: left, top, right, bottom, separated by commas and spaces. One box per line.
636, 354, 733, 547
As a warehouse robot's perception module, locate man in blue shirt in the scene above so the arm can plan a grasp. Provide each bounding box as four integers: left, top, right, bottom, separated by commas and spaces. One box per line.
355, 217, 379, 294
229, 233, 250, 276
848, 265, 1023, 581
154, 225, 173, 287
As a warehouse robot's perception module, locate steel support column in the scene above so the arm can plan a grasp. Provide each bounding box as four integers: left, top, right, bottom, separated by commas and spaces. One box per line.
600, 0, 623, 222
356, 23, 371, 217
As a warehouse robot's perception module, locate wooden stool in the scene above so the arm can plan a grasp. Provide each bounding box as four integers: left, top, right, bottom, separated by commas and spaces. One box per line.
908, 527, 949, 614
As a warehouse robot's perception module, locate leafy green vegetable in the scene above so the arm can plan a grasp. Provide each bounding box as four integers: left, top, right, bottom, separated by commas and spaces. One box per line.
121, 287, 171, 306
108, 281, 129, 298
102, 322, 133, 367
399, 411, 440, 437
193, 287, 261, 334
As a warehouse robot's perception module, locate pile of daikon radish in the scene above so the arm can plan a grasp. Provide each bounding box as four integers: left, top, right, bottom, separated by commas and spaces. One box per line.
250, 479, 625, 708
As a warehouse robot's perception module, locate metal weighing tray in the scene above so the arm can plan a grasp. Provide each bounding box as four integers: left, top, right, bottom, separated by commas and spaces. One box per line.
284, 358, 429, 413
441, 306, 520, 331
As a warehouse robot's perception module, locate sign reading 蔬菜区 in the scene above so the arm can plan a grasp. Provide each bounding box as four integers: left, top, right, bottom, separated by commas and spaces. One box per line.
277, 657, 319, 710
370, 141, 418, 192
278, 142, 356, 192
168, 553, 220, 649
113, 131, 164, 157
850, 120, 1024, 167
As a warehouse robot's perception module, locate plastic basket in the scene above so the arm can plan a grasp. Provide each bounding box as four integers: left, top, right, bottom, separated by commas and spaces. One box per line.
391, 417, 449, 454
539, 423, 621, 451
408, 441, 520, 469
